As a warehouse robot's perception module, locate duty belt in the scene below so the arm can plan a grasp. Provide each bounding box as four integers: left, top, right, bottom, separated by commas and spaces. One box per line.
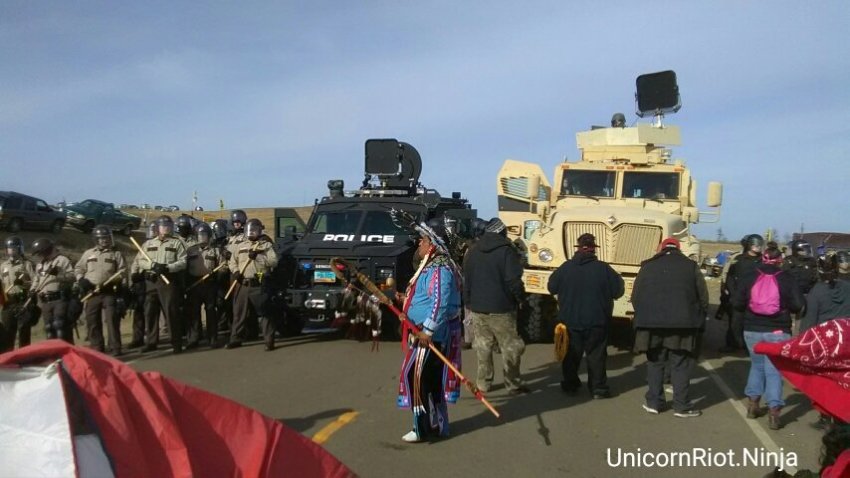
39, 291, 62, 302
241, 278, 262, 287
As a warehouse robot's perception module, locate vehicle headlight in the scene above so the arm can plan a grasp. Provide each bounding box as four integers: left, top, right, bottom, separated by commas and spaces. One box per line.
538, 248, 554, 263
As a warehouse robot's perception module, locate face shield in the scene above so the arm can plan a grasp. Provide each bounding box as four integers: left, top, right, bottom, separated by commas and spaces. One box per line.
6, 247, 20, 259
157, 218, 174, 238
95, 233, 113, 248
246, 221, 263, 241
798, 243, 813, 258
146, 223, 158, 240
197, 228, 211, 245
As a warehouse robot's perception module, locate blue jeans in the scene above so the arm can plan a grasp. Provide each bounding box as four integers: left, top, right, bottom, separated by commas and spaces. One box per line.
743, 330, 791, 409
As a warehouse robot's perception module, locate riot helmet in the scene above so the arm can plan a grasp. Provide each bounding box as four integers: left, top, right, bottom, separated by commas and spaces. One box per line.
744, 234, 764, 255
156, 215, 174, 238
31, 237, 55, 257
231, 210, 247, 232
211, 219, 229, 243
789, 239, 812, 258
611, 112, 626, 128
245, 218, 264, 241
443, 216, 458, 237
471, 218, 488, 240
146, 221, 158, 240
5, 236, 24, 258
817, 253, 839, 277
837, 250, 850, 275
195, 222, 212, 245
176, 214, 194, 239
92, 225, 113, 248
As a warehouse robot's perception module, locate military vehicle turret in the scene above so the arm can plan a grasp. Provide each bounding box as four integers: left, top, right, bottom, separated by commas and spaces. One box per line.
276, 139, 476, 337
497, 71, 723, 341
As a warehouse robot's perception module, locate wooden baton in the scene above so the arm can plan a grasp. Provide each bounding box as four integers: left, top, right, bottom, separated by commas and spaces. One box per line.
129, 236, 170, 285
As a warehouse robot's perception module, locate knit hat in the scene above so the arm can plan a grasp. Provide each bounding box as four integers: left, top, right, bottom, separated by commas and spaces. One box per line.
485, 217, 506, 234
754, 318, 850, 423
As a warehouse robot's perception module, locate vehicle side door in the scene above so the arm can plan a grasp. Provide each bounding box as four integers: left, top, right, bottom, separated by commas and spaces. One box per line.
34, 199, 53, 230
101, 205, 116, 227
21, 196, 40, 229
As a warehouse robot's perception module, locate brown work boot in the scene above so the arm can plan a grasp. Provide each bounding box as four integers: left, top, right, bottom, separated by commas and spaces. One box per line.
746, 397, 765, 419
768, 407, 782, 430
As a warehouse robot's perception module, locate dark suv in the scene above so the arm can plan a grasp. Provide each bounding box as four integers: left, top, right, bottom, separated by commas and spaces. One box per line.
0, 191, 66, 233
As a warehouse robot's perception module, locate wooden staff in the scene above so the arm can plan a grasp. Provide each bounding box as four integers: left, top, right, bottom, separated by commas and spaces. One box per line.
330, 257, 501, 419
224, 242, 260, 300
129, 236, 170, 285
4, 272, 21, 295
81, 269, 125, 303
186, 263, 227, 292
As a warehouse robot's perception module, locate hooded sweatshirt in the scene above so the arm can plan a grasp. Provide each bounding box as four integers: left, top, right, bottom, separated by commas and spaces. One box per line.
800, 279, 850, 332
546, 250, 624, 329
462, 232, 525, 314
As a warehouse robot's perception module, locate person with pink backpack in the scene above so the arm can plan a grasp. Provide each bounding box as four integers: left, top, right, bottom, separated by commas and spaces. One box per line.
732, 245, 804, 430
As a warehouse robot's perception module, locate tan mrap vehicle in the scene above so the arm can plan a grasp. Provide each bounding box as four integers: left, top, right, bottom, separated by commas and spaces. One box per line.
496, 72, 723, 341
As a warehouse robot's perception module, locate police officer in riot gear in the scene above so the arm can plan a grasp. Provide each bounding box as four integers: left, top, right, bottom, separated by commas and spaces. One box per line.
176, 214, 196, 245
783, 240, 818, 294
0, 236, 36, 352
131, 215, 188, 353
127, 222, 160, 348
75, 225, 126, 354
718, 234, 764, 353
30, 238, 75, 343
227, 218, 278, 351
186, 222, 226, 348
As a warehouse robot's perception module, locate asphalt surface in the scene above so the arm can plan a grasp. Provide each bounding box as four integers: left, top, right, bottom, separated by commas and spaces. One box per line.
124, 311, 827, 478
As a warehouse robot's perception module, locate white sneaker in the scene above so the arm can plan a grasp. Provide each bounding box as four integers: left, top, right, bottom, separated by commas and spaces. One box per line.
642, 404, 660, 415
401, 431, 422, 443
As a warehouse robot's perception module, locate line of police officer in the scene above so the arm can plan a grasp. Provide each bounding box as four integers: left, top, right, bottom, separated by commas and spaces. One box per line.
0, 209, 280, 355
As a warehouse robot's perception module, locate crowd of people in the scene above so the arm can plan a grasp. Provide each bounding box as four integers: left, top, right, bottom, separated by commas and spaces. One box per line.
2, 213, 850, 472
0, 209, 280, 355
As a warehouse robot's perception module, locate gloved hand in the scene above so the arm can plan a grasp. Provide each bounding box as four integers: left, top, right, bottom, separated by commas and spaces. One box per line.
77, 278, 94, 294
131, 272, 145, 283
217, 269, 231, 285
144, 271, 159, 281
248, 250, 259, 260
152, 263, 169, 275
46, 266, 60, 276
231, 271, 244, 283
13, 277, 24, 286
223, 250, 232, 261
27, 289, 38, 300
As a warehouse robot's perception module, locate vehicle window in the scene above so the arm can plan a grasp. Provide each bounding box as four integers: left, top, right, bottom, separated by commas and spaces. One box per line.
4, 196, 22, 210
309, 211, 362, 234
22, 198, 36, 211
36, 200, 50, 212
277, 217, 305, 237
361, 211, 409, 235
623, 172, 680, 200
78, 200, 93, 208
560, 171, 615, 198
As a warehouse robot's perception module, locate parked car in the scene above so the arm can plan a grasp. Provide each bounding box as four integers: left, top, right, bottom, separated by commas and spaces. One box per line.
166, 205, 180, 212
63, 199, 142, 235
141, 203, 152, 210
154, 205, 164, 211
0, 191, 66, 233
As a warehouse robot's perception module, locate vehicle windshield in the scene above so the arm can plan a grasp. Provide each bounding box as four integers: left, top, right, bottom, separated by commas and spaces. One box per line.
308, 209, 413, 235
560, 171, 615, 198
76, 200, 96, 209
622, 172, 680, 200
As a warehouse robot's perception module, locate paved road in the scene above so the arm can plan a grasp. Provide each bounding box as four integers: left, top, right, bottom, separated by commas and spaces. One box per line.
126, 315, 825, 478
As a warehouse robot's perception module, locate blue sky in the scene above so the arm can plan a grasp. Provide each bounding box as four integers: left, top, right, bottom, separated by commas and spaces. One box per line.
1, 2, 848, 241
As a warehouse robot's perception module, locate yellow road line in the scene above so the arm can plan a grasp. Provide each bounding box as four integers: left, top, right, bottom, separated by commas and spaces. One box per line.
312, 411, 359, 445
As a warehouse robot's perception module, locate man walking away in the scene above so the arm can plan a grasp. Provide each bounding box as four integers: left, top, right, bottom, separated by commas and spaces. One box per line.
633, 237, 708, 417
463, 217, 529, 395
547, 233, 624, 398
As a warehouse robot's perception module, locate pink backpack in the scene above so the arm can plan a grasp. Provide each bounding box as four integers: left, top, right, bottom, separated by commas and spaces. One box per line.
748, 270, 782, 315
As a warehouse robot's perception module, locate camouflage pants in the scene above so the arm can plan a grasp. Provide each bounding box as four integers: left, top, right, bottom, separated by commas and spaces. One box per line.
471, 311, 526, 392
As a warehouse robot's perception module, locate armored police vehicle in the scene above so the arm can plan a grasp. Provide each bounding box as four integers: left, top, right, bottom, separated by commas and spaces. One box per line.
497, 71, 723, 341
275, 139, 475, 337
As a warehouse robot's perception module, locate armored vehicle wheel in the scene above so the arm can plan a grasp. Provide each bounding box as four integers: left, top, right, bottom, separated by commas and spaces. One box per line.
520, 294, 557, 343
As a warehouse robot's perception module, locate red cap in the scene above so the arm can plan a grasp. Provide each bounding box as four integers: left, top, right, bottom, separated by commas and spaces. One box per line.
659, 237, 680, 250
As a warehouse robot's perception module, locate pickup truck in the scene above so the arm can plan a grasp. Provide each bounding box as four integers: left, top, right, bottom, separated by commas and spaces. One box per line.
62, 199, 142, 235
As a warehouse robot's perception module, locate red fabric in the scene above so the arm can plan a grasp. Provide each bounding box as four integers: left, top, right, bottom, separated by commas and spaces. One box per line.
822, 449, 850, 478
754, 318, 850, 423
659, 237, 681, 250
0, 340, 355, 478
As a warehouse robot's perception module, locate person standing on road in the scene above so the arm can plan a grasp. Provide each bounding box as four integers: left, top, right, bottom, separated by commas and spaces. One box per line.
128, 222, 157, 349
397, 220, 462, 443
719, 234, 764, 353
75, 225, 127, 355
633, 237, 708, 418
463, 217, 529, 395
227, 218, 278, 351
0, 236, 35, 352
783, 239, 818, 334
733, 246, 804, 430
186, 222, 226, 348
133, 215, 188, 354
801, 253, 850, 333
30, 238, 75, 343
547, 233, 624, 398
